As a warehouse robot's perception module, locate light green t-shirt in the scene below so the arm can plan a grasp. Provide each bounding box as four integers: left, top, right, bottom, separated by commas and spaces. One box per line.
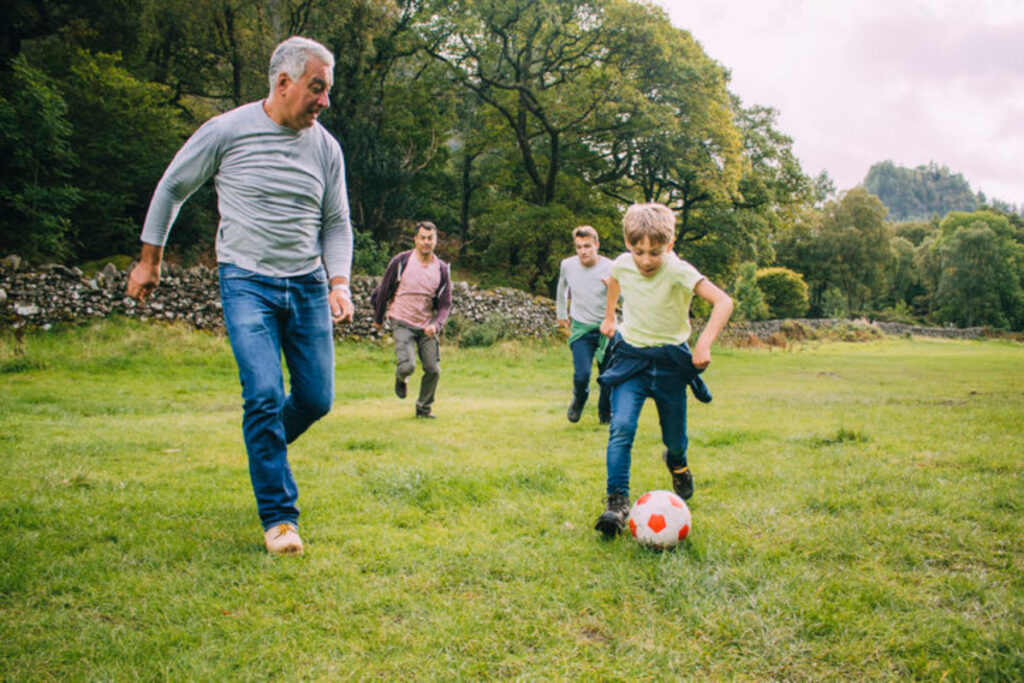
611, 251, 704, 347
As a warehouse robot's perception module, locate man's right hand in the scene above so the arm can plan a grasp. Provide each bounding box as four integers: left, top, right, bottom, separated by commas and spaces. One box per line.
126, 244, 163, 302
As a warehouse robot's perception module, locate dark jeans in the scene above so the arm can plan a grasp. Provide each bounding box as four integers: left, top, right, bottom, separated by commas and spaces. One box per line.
570, 329, 610, 416
219, 263, 334, 530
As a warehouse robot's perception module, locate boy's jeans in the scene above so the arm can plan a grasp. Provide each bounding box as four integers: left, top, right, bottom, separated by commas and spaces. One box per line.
605, 361, 688, 497
219, 263, 334, 530
570, 329, 610, 416
392, 320, 441, 414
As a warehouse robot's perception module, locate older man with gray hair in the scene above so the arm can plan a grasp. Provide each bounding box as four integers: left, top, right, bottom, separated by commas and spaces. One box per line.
127, 36, 353, 555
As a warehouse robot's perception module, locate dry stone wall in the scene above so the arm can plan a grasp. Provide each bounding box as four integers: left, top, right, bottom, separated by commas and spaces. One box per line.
0, 257, 557, 339
721, 318, 995, 341
0, 256, 1003, 341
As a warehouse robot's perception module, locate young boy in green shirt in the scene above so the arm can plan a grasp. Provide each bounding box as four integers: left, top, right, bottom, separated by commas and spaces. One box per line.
595, 203, 733, 536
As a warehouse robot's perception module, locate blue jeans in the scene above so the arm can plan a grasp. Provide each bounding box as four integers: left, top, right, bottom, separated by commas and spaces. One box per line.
570, 330, 610, 416
605, 362, 688, 497
219, 263, 334, 530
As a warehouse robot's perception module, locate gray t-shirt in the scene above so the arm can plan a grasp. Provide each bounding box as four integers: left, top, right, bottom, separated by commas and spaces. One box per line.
141, 101, 352, 279
556, 255, 613, 325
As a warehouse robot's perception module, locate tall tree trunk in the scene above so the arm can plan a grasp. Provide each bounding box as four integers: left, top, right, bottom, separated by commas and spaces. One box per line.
459, 149, 477, 257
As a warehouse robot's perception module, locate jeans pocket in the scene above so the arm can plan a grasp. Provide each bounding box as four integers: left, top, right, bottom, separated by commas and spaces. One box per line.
219, 263, 262, 282
296, 266, 327, 286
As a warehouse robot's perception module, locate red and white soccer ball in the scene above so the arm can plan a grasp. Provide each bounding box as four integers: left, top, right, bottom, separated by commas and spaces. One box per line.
628, 490, 691, 549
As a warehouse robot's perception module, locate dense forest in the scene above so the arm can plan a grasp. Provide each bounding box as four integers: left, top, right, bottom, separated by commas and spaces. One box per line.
1, 0, 1022, 329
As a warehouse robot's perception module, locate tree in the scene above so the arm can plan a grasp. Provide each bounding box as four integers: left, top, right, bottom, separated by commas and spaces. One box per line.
317, 0, 458, 247
0, 55, 80, 262
755, 267, 808, 318
54, 48, 192, 260
778, 189, 891, 314
424, 0, 616, 207
918, 209, 1024, 329
684, 100, 811, 281
892, 219, 936, 247
584, 1, 744, 241
934, 222, 1019, 328
885, 235, 922, 312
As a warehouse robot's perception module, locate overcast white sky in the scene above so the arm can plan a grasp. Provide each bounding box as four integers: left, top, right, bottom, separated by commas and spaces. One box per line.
656, 0, 1024, 205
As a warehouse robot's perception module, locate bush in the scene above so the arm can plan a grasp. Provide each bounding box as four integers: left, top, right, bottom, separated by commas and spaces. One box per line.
457, 315, 514, 348
821, 286, 848, 318
872, 301, 918, 325
353, 229, 390, 276
756, 267, 809, 318
823, 321, 883, 342
779, 319, 816, 341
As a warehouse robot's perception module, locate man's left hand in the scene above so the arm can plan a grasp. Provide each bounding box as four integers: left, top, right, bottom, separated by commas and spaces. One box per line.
424, 324, 437, 338
330, 289, 353, 324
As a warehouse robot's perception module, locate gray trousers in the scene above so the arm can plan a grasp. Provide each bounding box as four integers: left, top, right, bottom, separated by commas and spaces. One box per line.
393, 320, 441, 413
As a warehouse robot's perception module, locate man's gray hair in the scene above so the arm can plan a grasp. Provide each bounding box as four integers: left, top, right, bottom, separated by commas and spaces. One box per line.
268, 36, 335, 93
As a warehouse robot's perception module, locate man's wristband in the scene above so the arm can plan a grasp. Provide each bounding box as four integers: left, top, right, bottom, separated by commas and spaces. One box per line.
331, 283, 351, 297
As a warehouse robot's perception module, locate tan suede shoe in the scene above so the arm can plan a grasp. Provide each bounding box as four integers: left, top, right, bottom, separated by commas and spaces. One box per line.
264, 522, 304, 555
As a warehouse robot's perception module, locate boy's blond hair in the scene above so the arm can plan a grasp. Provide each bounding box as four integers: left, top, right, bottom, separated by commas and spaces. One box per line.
623, 203, 676, 246
572, 225, 599, 242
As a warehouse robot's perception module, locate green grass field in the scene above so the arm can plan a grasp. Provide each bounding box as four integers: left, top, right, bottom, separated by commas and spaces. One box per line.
1, 320, 1022, 679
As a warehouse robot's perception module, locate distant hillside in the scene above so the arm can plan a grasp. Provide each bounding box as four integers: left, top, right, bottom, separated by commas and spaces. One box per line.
863, 161, 979, 221
863, 161, 1021, 221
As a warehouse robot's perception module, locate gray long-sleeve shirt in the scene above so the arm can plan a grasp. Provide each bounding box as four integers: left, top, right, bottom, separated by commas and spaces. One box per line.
556, 255, 613, 324
141, 101, 352, 279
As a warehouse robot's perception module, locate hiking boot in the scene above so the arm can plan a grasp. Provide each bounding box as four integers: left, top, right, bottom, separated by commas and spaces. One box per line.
395, 377, 407, 399
594, 493, 631, 537
264, 522, 304, 555
567, 397, 584, 423
663, 450, 694, 500
415, 408, 436, 419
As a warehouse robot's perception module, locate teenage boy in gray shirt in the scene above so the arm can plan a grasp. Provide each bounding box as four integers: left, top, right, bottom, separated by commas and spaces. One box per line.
556, 226, 614, 424
126, 36, 353, 556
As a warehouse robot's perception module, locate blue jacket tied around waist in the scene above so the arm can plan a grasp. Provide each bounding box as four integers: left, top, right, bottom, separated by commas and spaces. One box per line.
598, 332, 712, 402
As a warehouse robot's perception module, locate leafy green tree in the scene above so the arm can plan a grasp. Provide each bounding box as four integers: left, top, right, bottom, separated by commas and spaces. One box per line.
54, 49, 191, 260
886, 235, 923, 312
0, 55, 80, 262
317, 0, 459, 247
586, 2, 744, 235
134, 0, 272, 108
732, 262, 769, 321
424, 0, 616, 207
934, 222, 1022, 328
778, 189, 891, 314
755, 267, 809, 318
917, 209, 1024, 329
681, 101, 813, 283
820, 286, 848, 318
892, 219, 936, 247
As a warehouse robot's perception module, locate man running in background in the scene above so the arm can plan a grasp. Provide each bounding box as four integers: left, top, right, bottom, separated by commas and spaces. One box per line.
556, 225, 613, 424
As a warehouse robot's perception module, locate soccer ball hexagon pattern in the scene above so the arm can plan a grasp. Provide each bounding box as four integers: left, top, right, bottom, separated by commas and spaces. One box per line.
628, 489, 691, 549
